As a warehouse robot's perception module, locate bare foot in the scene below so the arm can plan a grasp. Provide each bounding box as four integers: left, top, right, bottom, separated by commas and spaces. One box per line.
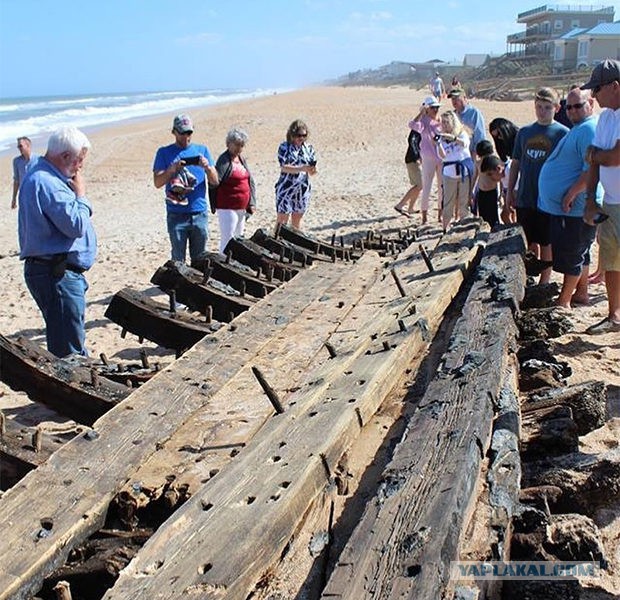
571, 295, 590, 306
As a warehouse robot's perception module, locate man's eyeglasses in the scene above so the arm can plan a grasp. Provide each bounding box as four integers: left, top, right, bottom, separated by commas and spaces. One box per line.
566, 102, 585, 110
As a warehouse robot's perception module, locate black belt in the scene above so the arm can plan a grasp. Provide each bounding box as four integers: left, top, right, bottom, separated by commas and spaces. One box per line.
25, 257, 86, 274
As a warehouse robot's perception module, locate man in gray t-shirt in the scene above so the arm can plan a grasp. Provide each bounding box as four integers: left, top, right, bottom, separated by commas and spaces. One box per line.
11, 136, 39, 209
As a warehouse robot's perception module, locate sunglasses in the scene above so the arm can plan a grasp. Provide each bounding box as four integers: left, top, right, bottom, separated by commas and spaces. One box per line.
294, 132, 307, 138
176, 130, 193, 136
565, 102, 585, 110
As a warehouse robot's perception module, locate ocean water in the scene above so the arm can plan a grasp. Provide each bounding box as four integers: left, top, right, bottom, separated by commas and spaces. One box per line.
0, 87, 283, 154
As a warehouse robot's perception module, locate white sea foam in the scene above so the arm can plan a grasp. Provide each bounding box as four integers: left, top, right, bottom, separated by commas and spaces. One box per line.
0, 88, 286, 153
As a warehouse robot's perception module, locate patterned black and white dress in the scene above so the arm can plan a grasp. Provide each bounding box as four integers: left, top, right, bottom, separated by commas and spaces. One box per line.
274, 141, 316, 214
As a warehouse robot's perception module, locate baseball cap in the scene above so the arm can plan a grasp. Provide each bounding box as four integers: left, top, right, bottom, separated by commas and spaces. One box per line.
422, 95, 441, 108
580, 58, 620, 90
534, 87, 559, 104
447, 87, 464, 98
173, 114, 194, 133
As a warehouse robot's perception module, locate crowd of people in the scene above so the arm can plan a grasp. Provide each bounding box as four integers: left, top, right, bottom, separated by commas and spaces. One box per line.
398, 59, 619, 335
10, 59, 619, 359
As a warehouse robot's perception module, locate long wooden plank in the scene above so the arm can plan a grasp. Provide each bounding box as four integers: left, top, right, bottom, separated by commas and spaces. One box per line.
102, 223, 484, 599
115, 249, 390, 504
120, 224, 474, 502
321, 226, 526, 599
0, 260, 357, 600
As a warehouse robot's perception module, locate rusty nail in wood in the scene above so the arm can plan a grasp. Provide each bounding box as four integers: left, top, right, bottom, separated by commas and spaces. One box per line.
390, 269, 407, 298
366, 230, 372, 242
408, 304, 417, 315
256, 267, 262, 278
359, 239, 365, 251
340, 235, 344, 248
261, 285, 267, 297
324, 342, 337, 358
0, 410, 5, 439
331, 233, 336, 246
202, 266, 212, 284
140, 348, 149, 369
120, 328, 127, 339
169, 290, 177, 314
419, 244, 434, 272
274, 222, 281, 239
99, 353, 110, 366
302, 253, 307, 267
117, 363, 125, 372
33, 427, 43, 453
225, 251, 232, 264
251, 366, 284, 414
240, 281, 246, 297
345, 250, 351, 262
382, 341, 391, 352
205, 305, 213, 324
398, 319, 408, 332
138, 336, 144, 344
331, 251, 336, 263
90, 368, 99, 390
279, 248, 285, 263
266, 265, 274, 282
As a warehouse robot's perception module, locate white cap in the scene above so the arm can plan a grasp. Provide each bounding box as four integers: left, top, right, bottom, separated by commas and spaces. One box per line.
422, 95, 441, 108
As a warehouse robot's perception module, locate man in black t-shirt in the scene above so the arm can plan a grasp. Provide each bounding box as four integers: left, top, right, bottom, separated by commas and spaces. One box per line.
394, 128, 422, 217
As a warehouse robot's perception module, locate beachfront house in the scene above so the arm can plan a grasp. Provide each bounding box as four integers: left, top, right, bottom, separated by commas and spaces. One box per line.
506, 4, 615, 61
552, 21, 620, 71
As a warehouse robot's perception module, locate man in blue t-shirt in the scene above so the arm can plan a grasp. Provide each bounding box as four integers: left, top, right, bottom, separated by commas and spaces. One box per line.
153, 114, 219, 265
507, 87, 569, 283
538, 87, 600, 308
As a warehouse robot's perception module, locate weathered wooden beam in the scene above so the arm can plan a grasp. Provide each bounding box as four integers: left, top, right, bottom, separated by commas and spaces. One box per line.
101, 223, 485, 599
321, 225, 526, 599
191, 252, 279, 298
0, 259, 362, 600
225, 238, 299, 281
276, 223, 347, 259
251, 228, 323, 265
150, 261, 255, 322
104, 287, 216, 352
0, 335, 131, 425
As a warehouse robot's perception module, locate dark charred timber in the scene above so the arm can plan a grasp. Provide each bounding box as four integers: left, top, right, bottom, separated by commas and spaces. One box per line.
191, 253, 279, 298
1, 420, 82, 489
0, 335, 130, 426
276, 223, 348, 260
223, 238, 299, 282
250, 229, 323, 265
104, 288, 216, 352
522, 380, 607, 435
521, 404, 579, 459
150, 261, 256, 322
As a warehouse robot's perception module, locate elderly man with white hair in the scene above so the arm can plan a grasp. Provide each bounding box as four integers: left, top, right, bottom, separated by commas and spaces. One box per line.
18, 126, 97, 357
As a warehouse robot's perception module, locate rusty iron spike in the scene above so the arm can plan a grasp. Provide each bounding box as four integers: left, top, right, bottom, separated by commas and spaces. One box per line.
140, 348, 149, 369
251, 366, 284, 414
390, 269, 407, 298
419, 244, 434, 272
324, 342, 337, 358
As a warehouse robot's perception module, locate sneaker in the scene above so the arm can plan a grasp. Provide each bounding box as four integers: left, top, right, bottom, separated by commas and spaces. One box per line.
585, 317, 620, 335
169, 177, 187, 194
166, 190, 189, 206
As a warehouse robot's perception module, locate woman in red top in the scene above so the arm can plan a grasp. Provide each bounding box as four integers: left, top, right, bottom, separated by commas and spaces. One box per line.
212, 128, 256, 254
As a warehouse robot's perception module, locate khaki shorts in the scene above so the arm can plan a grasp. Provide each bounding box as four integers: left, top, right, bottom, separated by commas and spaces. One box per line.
599, 202, 620, 272
406, 161, 422, 188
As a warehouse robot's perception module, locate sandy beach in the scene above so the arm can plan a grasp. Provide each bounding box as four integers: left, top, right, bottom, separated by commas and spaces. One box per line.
0, 86, 618, 594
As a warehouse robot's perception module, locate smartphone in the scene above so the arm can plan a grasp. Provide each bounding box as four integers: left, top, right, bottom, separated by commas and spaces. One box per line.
183, 156, 201, 166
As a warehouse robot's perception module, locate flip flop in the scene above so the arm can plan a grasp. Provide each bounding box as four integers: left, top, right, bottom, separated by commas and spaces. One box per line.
394, 206, 409, 217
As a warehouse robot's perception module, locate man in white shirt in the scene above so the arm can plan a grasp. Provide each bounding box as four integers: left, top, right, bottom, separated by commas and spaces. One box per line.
581, 59, 620, 333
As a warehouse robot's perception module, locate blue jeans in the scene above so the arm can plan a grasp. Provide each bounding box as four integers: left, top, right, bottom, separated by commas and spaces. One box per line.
166, 211, 208, 263
24, 262, 89, 357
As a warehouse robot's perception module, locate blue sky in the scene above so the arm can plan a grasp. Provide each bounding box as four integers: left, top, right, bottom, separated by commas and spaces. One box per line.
1, 0, 618, 97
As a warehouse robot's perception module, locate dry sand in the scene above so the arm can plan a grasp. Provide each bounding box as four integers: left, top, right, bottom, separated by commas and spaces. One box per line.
0, 86, 618, 594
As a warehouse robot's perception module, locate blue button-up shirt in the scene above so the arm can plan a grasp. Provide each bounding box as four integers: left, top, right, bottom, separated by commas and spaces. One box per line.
18, 157, 97, 270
